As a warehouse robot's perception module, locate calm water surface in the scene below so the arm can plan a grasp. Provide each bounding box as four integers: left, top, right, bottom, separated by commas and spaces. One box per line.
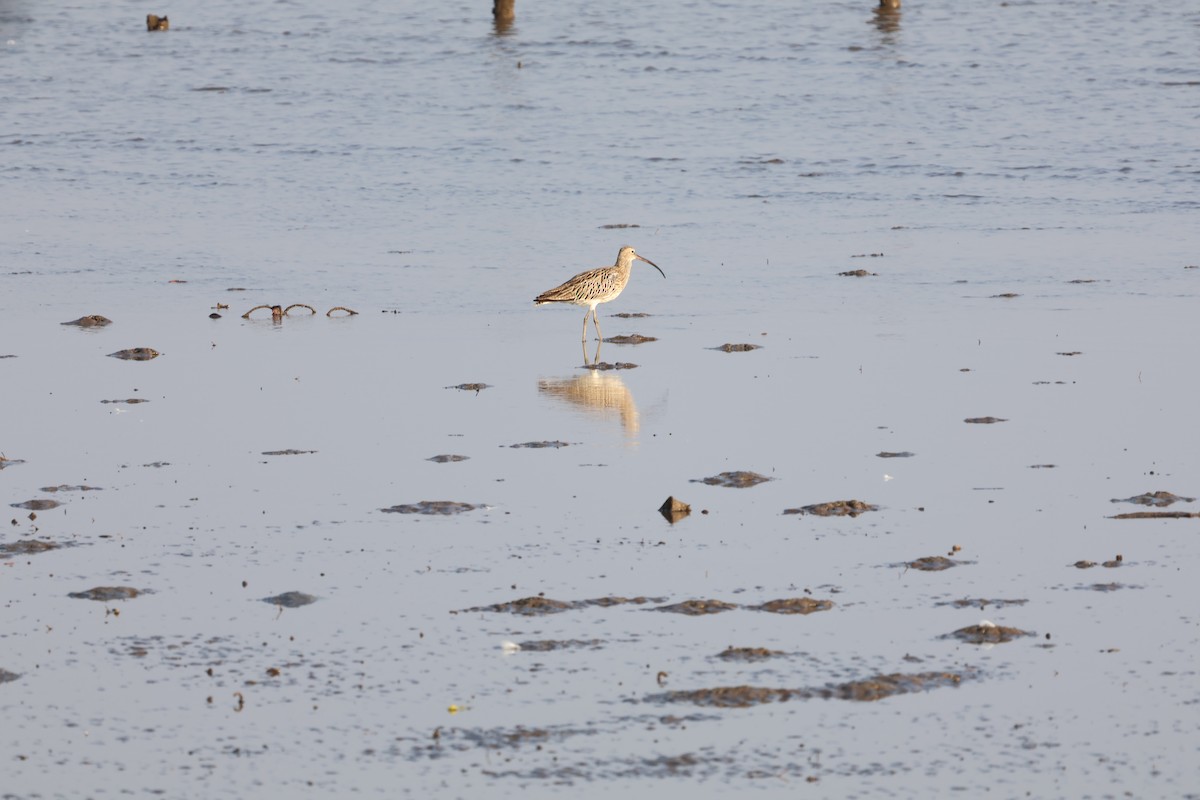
2, 1, 1199, 797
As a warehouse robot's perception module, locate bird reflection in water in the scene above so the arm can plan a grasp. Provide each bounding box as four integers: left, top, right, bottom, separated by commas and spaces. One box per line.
537, 341, 640, 437
873, 0, 901, 37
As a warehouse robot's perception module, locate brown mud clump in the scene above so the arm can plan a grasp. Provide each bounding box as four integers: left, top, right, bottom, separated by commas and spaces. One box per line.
905, 555, 958, 571
108, 348, 160, 361
658, 496, 691, 523
11, 499, 61, 511
784, 500, 877, 517
717, 647, 784, 661
604, 334, 657, 344
713, 343, 761, 352
654, 599, 738, 616
447, 383, 491, 392
381, 500, 481, 515
964, 416, 1007, 424
1112, 491, 1195, 507
262, 591, 317, 608
69, 586, 140, 601
752, 597, 833, 615
146, 14, 169, 30
61, 315, 112, 327
947, 622, 1033, 644
692, 471, 771, 488
427, 454, 470, 463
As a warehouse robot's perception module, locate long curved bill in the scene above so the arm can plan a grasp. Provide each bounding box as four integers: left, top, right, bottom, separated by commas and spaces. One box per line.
636, 254, 666, 278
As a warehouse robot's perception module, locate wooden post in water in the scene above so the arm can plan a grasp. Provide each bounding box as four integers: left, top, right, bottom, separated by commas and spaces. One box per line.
879, 0, 900, 8
493, 0, 515, 24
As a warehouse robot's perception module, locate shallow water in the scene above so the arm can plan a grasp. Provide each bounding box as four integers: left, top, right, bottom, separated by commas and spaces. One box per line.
3, 0, 1200, 797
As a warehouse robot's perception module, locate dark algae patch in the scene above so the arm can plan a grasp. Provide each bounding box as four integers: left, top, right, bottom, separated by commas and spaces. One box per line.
692, 471, 771, 488
262, 591, 317, 608
39, 485, 101, 493
904, 556, 959, 571
462, 595, 664, 615
784, 500, 877, 517
649, 671, 968, 708
381, 500, 481, 515
262, 449, 317, 456
938, 598, 1029, 609
964, 416, 1007, 424
876, 451, 915, 458
713, 343, 761, 352
0, 539, 63, 557
516, 639, 604, 652
447, 383, 491, 392
583, 361, 637, 371
839, 269, 877, 277
603, 334, 657, 344
509, 440, 570, 449
1110, 511, 1200, 519
69, 586, 140, 601
427, 454, 470, 463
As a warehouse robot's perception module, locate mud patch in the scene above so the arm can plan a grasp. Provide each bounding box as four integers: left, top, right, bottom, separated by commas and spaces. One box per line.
11, 499, 61, 510
692, 471, 771, 488
515, 639, 604, 652
447, 383, 491, 392
604, 334, 657, 344
583, 361, 638, 371
108, 348, 160, 361
991, 292, 1020, 299
462, 596, 664, 615
964, 416, 1007, 424
381, 500, 481, 515
262, 591, 317, 608
937, 598, 1028, 609
0, 669, 19, 684
1082, 582, 1138, 592
1109, 511, 1200, 520
1112, 491, 1195, 507
427, 454, 470, 463
68, 586, 141, 601
653, 599, 738, 616
783, 500, 877, 517
261, 449, 317, 456
945, 622, 1033, 644
61, 315, 112, 327
612, 312, 650, 318
876, 451, 915, 458
839, 269, 876, 277
717, 647, 784, 661
713, 343, 761, 352
39, 484, 101, 493
904, 556, 959, 571
100, 398, 149, 405
649, 671, 967, 708
0, 539, 65, 557
509, 441, 569, 449
752, 598, 833, 615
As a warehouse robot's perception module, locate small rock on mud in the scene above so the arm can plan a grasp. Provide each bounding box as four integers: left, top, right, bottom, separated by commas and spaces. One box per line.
604, 334, 657, 344
659, 496, 691, 523
653, 599, 738, 616
783, 500, 877, 517
692, 471, 771, 488
964, 416, 1007, 424
427, 454, 470, 463
510, 441, 569, 449
713, 343, 761, 352
381, 500, 480, 515
68, 586, 140, 601
61, 315, 112, 327
752, 597, 833, 615
1111, 491, 1195, 507
11, 499, 60, 511
262, 591, 317, 608
108, 348, 160, 361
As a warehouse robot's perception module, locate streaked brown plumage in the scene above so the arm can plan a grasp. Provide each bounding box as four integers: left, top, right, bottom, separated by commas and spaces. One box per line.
534, 246, 665, 341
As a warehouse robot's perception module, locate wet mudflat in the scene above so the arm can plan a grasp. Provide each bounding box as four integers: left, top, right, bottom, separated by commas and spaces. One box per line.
3, 0, 1200, 797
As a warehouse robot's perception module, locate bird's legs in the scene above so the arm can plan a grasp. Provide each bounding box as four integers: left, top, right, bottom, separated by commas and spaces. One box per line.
580, 309, 590, 342
592, 308, 603, 342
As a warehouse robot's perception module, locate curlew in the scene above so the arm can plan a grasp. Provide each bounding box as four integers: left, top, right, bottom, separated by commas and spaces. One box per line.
534, 246, 665, 341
